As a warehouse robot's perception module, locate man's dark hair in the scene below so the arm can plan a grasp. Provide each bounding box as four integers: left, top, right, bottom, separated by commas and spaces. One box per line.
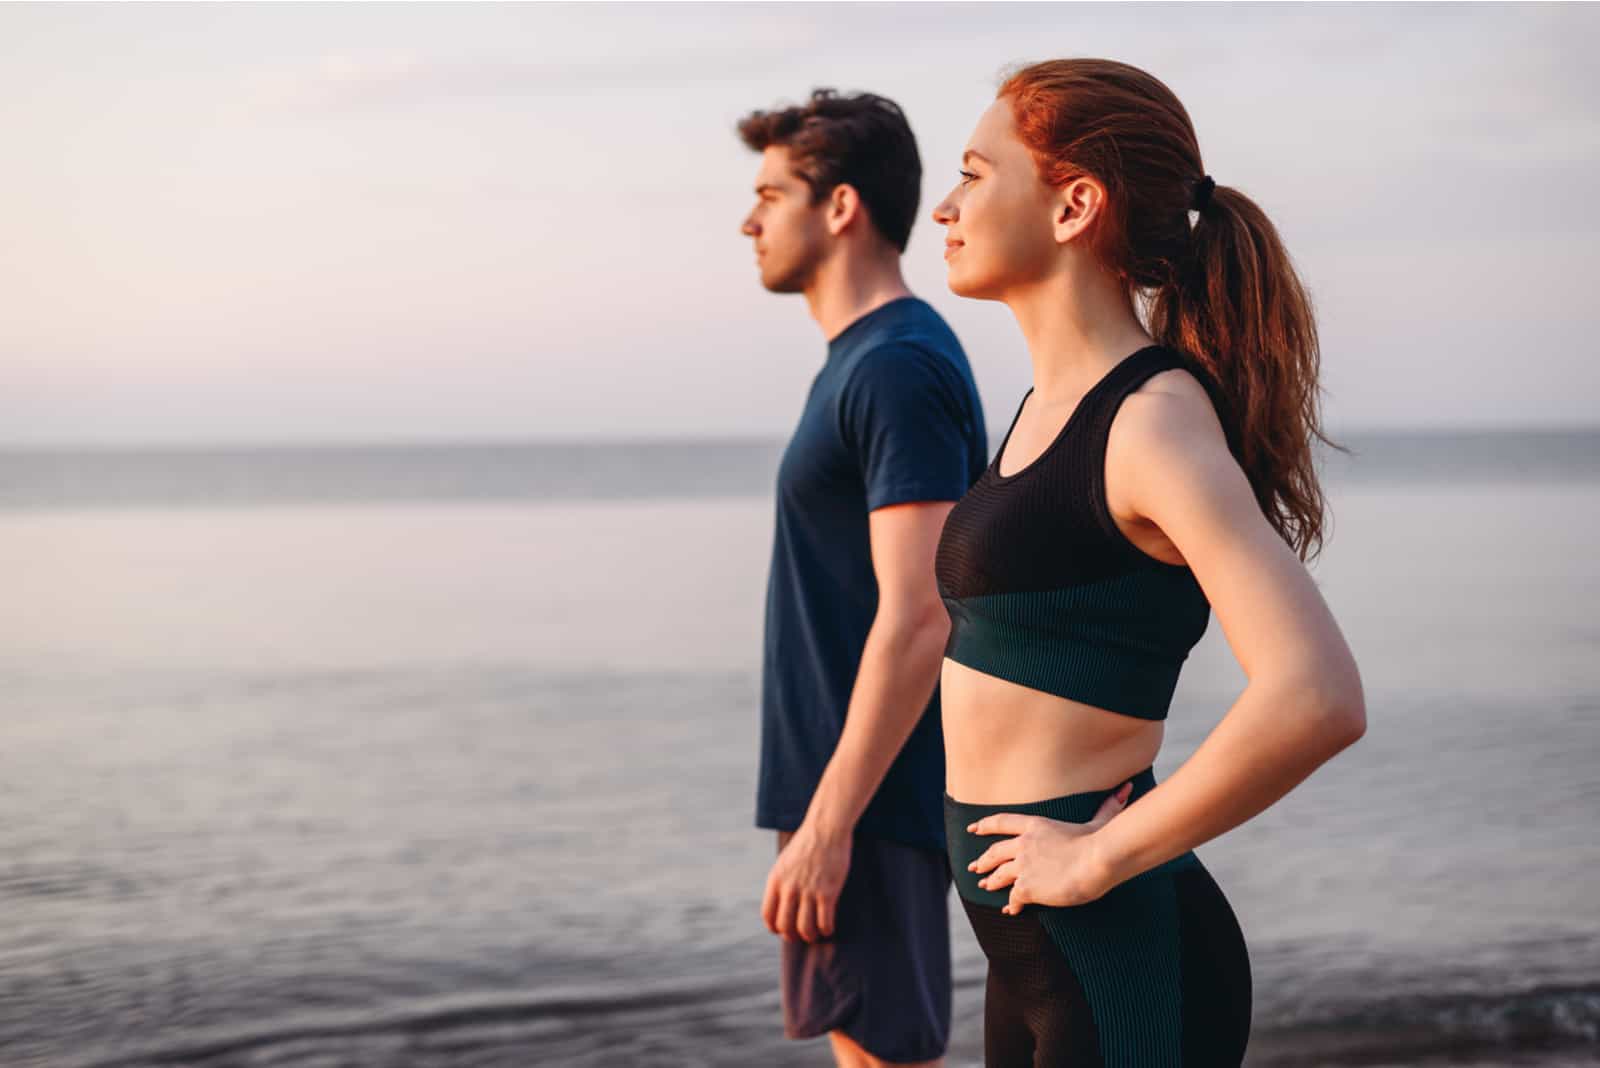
737, 89, 922, 253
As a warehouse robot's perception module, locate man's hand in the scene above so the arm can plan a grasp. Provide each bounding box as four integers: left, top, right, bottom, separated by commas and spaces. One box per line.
762, 825, 852, 943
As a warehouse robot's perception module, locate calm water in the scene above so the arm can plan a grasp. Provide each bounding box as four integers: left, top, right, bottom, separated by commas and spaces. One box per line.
2, 435, 1597, 1066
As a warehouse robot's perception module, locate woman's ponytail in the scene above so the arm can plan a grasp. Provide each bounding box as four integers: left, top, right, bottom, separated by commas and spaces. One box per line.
1148, 184, 1333, 560
1000, 59, 1336, 560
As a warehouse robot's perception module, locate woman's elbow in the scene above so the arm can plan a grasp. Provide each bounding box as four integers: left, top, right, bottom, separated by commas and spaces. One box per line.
1314, 670, 1367, 750
1328, 694, 1366, 749
1275, 663, 1365, 751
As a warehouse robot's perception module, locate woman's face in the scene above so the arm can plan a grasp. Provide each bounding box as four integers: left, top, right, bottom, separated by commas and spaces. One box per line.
932, 98, 1062, 301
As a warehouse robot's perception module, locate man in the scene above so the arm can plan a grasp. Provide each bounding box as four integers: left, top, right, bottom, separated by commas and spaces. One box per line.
736, 89, 987, 1068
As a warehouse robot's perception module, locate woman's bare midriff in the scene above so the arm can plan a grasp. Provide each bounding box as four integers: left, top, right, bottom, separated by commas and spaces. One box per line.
941, 658, 1164, 804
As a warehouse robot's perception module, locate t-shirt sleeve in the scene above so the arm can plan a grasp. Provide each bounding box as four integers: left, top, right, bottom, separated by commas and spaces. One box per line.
838, 342, 976, 511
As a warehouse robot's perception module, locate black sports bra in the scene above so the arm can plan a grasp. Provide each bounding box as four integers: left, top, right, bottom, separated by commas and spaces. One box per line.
933, 346, 1211, 720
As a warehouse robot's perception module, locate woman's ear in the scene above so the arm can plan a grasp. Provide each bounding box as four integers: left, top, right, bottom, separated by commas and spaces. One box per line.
1053, 176, 1104, 245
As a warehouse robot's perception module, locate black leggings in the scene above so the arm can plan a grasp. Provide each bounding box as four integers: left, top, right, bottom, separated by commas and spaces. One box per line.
946, 770, 1252, 1066
959, 862, 1250, 1066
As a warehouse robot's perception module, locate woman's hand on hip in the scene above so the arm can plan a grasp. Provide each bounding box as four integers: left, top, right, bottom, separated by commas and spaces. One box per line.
966, 781, 1133, 914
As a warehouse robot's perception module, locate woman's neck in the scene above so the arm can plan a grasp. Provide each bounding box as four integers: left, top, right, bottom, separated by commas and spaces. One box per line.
1006, 264, 1152, 402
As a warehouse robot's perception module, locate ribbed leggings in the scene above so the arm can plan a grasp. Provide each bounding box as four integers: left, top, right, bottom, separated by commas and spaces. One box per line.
945, 768, 1252, 1066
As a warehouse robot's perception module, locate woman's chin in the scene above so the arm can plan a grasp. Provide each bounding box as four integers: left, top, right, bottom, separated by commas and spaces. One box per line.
945, 269, 990, 301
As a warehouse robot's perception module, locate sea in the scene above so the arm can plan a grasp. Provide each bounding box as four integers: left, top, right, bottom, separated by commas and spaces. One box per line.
2, 431, 1597, 1067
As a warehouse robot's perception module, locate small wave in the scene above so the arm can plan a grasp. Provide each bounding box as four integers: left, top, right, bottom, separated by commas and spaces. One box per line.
1253, 982, 1600, 1064
76, 973, 780, 1068
76, 976, 1600, 1068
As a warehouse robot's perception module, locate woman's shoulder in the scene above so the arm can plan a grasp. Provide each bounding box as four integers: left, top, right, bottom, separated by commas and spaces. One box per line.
1107, 358, 1235, 480
1125, 352, 1221, 422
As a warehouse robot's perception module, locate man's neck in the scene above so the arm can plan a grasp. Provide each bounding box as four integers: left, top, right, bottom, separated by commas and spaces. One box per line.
802, 249, 914, 344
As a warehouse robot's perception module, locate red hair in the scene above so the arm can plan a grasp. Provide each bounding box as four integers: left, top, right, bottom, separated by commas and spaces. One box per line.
999, 59, 1335, 559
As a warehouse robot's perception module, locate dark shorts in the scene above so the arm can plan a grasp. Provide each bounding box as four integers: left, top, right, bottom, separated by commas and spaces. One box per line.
777, 830, 952, 1063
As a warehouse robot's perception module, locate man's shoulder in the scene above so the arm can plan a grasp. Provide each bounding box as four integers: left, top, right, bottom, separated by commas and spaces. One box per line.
837, 297, 960, 357
842, 337, 972, 415
878, 298, 963, 354
848, 317, 968, 381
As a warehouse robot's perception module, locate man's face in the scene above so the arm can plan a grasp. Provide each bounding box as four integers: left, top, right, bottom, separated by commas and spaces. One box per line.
740, 146, 829, 294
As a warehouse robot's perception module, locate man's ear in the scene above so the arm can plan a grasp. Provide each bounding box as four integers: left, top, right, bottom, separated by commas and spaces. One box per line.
1053, 176, 1105, 245
825, 183, 863, 238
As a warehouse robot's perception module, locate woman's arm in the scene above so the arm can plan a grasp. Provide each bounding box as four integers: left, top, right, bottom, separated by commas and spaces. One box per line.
1086, 369, 1366, 887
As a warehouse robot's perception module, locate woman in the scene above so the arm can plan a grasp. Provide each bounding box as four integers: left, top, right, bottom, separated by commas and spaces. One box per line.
930, 59, 1366, 1066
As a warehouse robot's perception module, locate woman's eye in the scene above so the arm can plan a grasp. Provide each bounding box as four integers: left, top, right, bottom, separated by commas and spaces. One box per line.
959, 170, 977, 184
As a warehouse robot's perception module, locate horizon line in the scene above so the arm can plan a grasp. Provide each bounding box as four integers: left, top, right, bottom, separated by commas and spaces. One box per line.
2, 423, 1599, 454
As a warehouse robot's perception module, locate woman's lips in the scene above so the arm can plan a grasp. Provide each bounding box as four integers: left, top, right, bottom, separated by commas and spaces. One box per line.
944, 242, 963, 260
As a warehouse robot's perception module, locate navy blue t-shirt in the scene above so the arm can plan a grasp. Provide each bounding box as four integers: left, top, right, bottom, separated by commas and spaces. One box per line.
756, 296, 987, 852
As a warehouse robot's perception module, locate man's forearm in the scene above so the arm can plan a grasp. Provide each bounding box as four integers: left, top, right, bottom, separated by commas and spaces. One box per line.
801, 604, 951, 840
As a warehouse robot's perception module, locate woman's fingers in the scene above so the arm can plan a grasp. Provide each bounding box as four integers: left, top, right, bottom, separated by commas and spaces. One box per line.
1004, 879, 1032, 916
967, 812, 1035, 837
967, 836, 1021, 875
967, 788, 1133, 910
979, 858, 1020, 892
1089, 781, 1134, 827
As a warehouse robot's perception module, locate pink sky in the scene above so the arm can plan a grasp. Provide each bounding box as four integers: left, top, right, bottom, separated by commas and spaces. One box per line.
3, 3, 1596, 444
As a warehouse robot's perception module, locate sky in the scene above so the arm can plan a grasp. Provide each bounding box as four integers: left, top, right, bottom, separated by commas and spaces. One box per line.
3, 2, 1597, 446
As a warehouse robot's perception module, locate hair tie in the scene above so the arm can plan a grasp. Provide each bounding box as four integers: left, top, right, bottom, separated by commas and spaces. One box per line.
1191, 174, 1216, 215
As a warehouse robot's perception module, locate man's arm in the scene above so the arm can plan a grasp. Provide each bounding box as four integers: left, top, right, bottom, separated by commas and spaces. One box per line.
762, 499, 954, 943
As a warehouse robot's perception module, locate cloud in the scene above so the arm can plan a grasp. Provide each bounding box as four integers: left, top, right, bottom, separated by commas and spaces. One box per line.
244, 30, 830, 114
